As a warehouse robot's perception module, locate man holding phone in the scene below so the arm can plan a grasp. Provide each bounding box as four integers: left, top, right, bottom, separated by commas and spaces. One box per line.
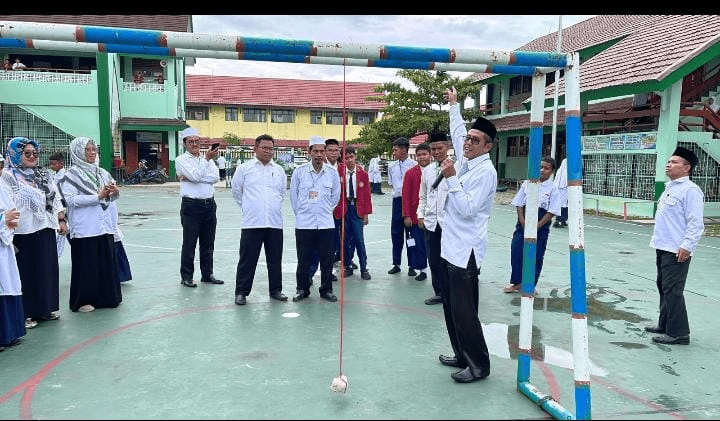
175, 127, 223, 288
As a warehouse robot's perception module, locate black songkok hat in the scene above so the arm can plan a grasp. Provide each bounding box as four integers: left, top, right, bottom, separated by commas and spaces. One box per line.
673, 146, 698, 168
429, 131, 448, 142
392, 137, 410, 148
471, 116, 497, 141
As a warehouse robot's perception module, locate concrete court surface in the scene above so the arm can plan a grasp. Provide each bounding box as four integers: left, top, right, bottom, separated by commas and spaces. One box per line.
1, 181, 720, 420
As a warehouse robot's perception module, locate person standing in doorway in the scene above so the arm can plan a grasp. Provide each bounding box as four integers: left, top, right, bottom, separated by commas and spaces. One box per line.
387, 137, 416, 275
175, 127, 223, 288
231, 134, 288, 305
645, 147, 704, 345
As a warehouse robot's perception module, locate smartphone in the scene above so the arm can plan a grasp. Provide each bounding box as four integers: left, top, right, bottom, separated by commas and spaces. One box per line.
211, 142, 220, 150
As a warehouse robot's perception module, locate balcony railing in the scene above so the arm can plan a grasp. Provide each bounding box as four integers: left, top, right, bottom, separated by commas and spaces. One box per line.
123, 80, 165, 93
0, 68, 92, 84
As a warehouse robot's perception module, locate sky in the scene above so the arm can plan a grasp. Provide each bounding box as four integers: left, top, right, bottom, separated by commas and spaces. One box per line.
187, 15, 595, 88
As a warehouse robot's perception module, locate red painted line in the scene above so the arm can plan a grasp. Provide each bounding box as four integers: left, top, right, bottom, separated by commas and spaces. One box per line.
592, 376, 688, 420
537, 361, 562, 404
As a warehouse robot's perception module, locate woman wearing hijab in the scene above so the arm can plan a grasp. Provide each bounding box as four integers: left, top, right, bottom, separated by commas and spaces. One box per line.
0, 184, 25, 350
59, 137, 122, 312
0, 137, 67, 328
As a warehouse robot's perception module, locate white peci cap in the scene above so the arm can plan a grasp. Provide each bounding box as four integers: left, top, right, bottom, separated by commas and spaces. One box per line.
181, 127, 199, 139
309, 135, 325, 147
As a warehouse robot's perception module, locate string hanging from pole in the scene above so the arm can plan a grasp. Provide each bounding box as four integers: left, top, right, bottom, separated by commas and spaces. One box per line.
330, 63, 349, 393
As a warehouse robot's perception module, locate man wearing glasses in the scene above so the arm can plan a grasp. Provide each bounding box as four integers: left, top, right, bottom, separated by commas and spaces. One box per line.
175, 127, 223, 288
231, 134, 288, 305
436, 87, 497, 384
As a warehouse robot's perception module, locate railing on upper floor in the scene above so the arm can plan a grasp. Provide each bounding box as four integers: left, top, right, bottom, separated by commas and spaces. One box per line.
0, 67, 92, 84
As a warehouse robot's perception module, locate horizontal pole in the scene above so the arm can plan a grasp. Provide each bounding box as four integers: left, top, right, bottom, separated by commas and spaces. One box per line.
0, 38, 558, 76
0, 20, 568, 68
518, 382, 574, 420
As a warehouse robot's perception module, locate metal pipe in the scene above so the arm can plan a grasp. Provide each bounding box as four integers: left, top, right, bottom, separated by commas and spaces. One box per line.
551, 15, 563, 160
0, 38, 559, 76
0, 20, 568, 68
565, 52, 591, 420
518, 382, 574, 420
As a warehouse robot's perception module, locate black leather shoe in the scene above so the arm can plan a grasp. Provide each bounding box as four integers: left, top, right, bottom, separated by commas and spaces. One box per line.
360, 270, 371, 280
201, 276, 224, 285
451, 367, 489, 383
387, 266, 401, 274
652, 334, 690, 345
331, 274, 338, 282
425, 295, 442, 305
644, 325, 665, 334
439, 354, 464, 368
350, 262, 358, 269
292, 291, 310, 302
415, 272, 427, 281
344, 267, 354, 277
270, 292, 288, 301
408, 268, 417, 277
320, 292, 338, 302
181, 279, 197, 288
235, 294, 246, 305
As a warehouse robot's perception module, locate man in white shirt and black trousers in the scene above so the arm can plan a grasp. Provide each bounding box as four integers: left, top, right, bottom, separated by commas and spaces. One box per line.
436, 93, 498, 383
645, 146, 704, 345
232, 134, 288, 305
290, 135, 341, 302
175, 127, 223, 288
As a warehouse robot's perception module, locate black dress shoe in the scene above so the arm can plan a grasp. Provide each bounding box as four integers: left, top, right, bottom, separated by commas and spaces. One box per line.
439, 354, 464, 368
451, 367, 489, 383
408, 268, 417, 277
320, 292, 338, 302
292, 291, 310, 302
425, 295, 442, 305
387, 266, 401, 274
270, 292, 288, 301
415, 272, 427, 281
360, 270, 371, 280
201, 276, 224, 285
644, 325, 665, 334
350, 262, 358, 269
181, 279, 197, 288
331, 274, 338, 282
344, 267, 354, 277
235, 294, 246, 305
652, 334, 690, 345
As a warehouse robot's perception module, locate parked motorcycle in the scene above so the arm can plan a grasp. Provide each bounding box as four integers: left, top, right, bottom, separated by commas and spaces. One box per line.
125, 160, 168, 184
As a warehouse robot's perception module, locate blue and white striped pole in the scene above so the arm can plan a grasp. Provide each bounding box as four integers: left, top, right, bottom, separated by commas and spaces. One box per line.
565, 52, 591, 420
0, 38, 550, 76
0, 20, 568, 68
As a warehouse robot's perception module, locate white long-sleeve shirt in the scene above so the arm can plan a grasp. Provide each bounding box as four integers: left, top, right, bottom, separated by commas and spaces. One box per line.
231, 158, 286, 229
511, 179, 562, 217
650, 176, 704, 255
387, 157, 416, 198
175, 152, 219, 199
61, 179, 114, 239
290, 162, 340, 229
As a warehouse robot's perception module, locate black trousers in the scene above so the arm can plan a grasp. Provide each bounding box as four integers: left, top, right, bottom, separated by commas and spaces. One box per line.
180, 197, 217, 281
655, 249, 691, 337
391, 197, 410, 267
235, 228, 283, 296
295, 228, 334, 295
443, 251, 490, 376
14, 228, 59, 319
424, 225, 446, 297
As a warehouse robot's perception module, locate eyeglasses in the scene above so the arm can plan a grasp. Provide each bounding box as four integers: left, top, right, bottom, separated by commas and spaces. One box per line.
463, 135, 485, 145
23, 151, 39, 158
257, 146, 274, 151
185, 140, 200, 145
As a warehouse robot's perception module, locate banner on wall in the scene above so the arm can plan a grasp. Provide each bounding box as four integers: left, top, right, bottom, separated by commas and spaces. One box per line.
582, 132, 657, 152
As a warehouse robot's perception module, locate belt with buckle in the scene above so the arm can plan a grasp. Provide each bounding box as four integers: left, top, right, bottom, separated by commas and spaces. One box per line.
183, 196, 214, 205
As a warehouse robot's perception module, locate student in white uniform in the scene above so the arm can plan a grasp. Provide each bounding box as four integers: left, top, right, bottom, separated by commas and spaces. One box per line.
503, 157, 561, 294
0, 185, 25, 349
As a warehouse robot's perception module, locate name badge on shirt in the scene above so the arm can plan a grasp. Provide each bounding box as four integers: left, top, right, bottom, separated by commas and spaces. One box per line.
308, 190, 319, 203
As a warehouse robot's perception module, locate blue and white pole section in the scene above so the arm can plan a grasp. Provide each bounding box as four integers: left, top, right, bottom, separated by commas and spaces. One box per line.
517, 72, 545, 385
0, 21, 567, 68
565, 52, 591, 420
0, 38, 548, 76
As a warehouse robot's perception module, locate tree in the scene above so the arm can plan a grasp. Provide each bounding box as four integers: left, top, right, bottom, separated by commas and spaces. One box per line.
354, 70, 482, 161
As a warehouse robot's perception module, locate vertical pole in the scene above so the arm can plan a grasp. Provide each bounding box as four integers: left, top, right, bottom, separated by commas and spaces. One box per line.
565, 52, 591, 420
95, 52, 113, 171
517, 71, 546, 385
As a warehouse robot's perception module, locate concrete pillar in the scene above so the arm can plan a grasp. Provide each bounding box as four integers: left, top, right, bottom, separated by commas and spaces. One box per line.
653, 80, 683, 212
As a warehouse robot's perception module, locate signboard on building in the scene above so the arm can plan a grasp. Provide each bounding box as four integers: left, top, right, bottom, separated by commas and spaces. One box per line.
582, 132, 657, 154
